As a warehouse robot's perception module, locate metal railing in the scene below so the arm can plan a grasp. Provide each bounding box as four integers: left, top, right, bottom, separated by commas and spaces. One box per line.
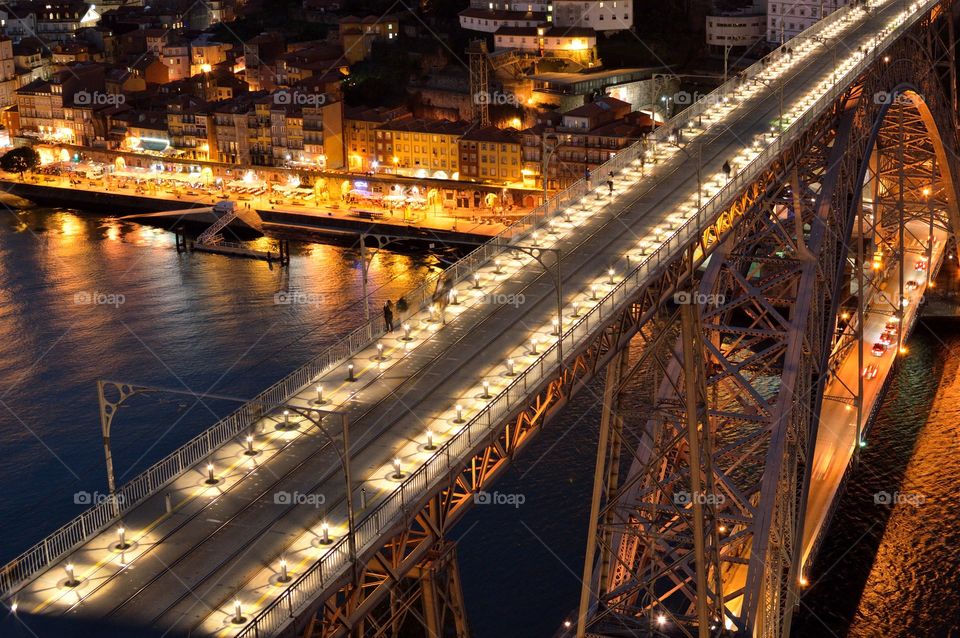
234, 2, 933, 636
0, 0, 926, 611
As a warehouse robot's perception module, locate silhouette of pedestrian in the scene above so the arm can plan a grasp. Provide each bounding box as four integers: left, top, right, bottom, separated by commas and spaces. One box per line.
722, 161, 732, 179
607, 178, 614, 195
383, 300, 394, 331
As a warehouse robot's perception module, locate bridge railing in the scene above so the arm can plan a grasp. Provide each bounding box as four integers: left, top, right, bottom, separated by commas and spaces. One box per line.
233, 1, 936, 635
0, 0, 924, 609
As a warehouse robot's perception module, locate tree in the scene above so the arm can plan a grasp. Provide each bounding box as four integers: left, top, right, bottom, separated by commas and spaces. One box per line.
0, 147, 40, 178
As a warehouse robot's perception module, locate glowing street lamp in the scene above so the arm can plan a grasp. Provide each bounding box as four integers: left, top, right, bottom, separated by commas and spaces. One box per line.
392, 457, 404, 479
205, 462, 218, 485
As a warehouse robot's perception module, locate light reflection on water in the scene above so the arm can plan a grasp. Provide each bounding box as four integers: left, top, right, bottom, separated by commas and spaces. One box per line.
793, 320, 960, 638
0, 207, 437, 560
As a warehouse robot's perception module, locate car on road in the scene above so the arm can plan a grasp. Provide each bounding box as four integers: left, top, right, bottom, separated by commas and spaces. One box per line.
905, 280, 919, 291
885, 321, 899, 334
915, 258, 928, 272
879, 330, 895, 346
862, 364, 879, 379
872, 342, 887, 357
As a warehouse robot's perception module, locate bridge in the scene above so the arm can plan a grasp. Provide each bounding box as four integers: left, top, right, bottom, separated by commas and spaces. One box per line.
3, 0, 959, 637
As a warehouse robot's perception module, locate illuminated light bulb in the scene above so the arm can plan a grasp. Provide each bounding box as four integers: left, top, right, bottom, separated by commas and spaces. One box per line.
495, 259, 502, 273
279, 557, 290, 582
377, 343, 384, 359
392, 457, 403, 479
590, 284, 599, 300
454, 404, 464, 423
64, 563, 78, 586
506, 358, 515, 376
481, 380, 491, 398
246, 434, 255, 454
320, 521, 331, 544
449, 288, 459, 305
552, 317, 559, 335
425, 429, 435, 450
473, 273, 481, 289
402, 323, 412, 340
316, 385, 325, 404
206, 462, 216, 484
572, 301, 581, 317
607, 268, 615, 284
233, 599, 244, 624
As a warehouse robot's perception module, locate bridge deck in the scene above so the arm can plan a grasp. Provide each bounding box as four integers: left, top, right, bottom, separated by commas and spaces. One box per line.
6, 0, 936, 634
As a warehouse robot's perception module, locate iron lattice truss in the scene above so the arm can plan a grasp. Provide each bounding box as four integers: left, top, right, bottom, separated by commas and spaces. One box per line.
582, 5, 960, 638
289, 5, 960, 638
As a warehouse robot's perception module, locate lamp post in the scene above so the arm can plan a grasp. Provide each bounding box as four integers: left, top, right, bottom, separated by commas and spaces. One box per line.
358, 233, 403, 322
752, 76, 785, 135
666, 134, 703, 211
95, 382, 358, 581
541, 131, 562, 207
507, 244, 564, 365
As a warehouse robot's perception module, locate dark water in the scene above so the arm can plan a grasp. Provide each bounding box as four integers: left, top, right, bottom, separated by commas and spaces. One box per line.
2, 207, 958, 638
0, 207, 439, 560
792, 319, 960, 638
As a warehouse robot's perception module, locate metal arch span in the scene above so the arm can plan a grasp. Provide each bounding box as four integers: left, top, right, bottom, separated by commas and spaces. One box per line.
577, 6, 960, 638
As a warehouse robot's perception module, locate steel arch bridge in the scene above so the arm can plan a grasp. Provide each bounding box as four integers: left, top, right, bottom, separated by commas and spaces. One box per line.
3, 2, 959, 638
575, 6, 960, 638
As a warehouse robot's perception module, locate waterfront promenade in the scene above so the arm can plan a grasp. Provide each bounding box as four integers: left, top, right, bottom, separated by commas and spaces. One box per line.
0, 169, 513, 241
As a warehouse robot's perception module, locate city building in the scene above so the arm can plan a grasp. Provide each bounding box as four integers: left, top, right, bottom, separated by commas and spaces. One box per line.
552, 0, 633, 32
0, 37, 17, 107
493, 26, 598, 65
338, 15, 400, 64
768, 0, 848, 43
166, 94, 212, 160
521, 96, 647, 190
458, 125, 522, 185
706, 9, 766, 51
15, 63, 105, 144
344, 104, 409, 172
269, 92, 344, 169
459, 0, 633, 36
242, 32, 285, 91
376, 118, 470, 179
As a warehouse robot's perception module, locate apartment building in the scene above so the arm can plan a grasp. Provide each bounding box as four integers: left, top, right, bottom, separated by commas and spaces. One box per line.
343, 104, 408, 171
376, 118, 469, 178
458, 125, 522, 185
767, 0, 847, 43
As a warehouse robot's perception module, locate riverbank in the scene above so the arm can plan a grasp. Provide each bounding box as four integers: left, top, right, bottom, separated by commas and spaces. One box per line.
0, 173, 507, 248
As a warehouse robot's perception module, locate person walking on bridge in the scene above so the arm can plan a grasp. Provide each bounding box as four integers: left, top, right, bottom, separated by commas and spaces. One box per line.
383, 300, 395, 332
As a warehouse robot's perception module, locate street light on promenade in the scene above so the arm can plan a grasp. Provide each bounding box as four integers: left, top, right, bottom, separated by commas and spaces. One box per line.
95, 382, 358, 577
752, 76, 785, 136
665, 133, 703, 211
